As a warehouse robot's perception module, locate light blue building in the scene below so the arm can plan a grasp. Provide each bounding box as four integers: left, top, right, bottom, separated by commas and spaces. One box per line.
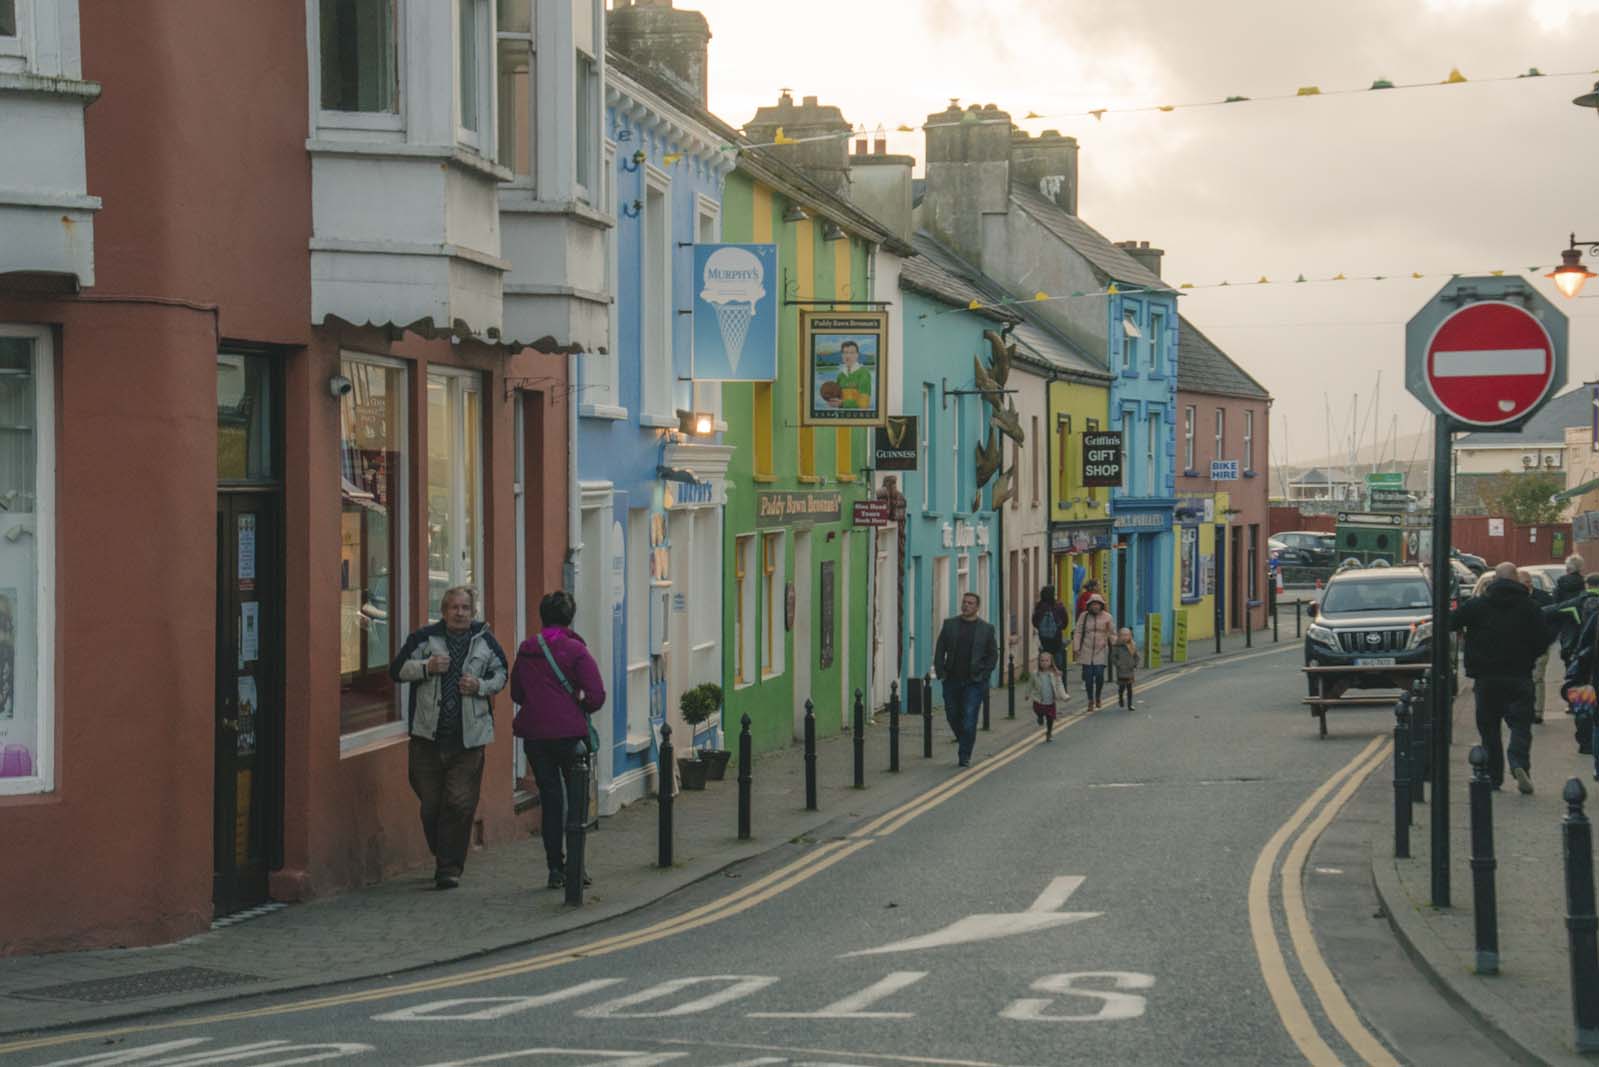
571, 53, 734, 814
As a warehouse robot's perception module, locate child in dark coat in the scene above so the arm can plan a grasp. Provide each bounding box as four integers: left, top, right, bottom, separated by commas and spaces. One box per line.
1111, 627, 1140, 710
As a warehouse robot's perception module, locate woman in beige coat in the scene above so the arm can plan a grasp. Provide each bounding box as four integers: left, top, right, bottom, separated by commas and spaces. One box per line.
1072, 593, 1116, 710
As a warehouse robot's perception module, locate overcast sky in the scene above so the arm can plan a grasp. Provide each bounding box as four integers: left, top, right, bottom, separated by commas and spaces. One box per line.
684, 0, 1599, 464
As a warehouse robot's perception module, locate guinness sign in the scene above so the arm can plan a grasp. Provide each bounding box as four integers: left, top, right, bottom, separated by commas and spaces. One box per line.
873, 415, 919, 471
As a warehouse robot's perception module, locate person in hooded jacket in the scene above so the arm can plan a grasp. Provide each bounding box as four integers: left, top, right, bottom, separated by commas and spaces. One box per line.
512, 590, 606, 889
1557, 554, 1587, 602
1450, 562, 1548, 794
1032, 586, 1069, 671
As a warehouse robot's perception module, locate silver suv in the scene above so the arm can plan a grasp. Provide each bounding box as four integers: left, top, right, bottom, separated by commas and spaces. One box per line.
1305, 565, 1435, 697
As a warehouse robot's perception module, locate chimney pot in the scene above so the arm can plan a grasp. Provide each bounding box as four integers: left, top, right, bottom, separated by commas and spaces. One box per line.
608, 1, 713, 107
873, 135, 886, 155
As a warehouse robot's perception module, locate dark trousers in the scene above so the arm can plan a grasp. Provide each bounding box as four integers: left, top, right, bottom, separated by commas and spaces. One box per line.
1473, 676, 1534, 787
1081, 664, 1107, 704
941, 679, 985, 764
407, 738, 485, 877
525, 737, 584, 873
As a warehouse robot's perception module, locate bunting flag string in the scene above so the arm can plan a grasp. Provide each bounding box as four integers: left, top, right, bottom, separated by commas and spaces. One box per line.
725, 64, 1595, 153
919, 264, 1569, 320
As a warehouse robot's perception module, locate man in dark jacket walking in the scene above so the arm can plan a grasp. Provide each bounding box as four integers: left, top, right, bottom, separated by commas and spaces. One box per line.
1450, 562, 1547, 794
934, 592, 998, 768
1558, 555, 1587, 602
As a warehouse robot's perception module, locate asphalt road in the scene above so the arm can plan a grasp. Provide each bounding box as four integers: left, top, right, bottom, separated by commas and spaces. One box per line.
7, 645, 1510, 1067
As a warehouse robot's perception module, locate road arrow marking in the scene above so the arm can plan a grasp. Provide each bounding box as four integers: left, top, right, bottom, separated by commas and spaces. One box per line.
841, 877, 1100, 957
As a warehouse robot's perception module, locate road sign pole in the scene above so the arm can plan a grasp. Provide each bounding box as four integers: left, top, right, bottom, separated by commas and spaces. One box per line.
1430, 414, 1453, 909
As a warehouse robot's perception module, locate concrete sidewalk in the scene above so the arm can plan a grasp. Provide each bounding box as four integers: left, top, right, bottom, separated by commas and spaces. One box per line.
0, 628, 1274, 1038
1372, 657, 1598, 1065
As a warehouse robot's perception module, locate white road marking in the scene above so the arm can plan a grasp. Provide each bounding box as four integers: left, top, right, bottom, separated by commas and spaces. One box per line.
656, 1040, 1046, 1067
842, 878, 1099, 957
747, 972, 928, 1019
576, 976, 778, 1018
372, 979, 624, 1021
417, 1052, 684, 1067
38, 1041, 376, 1066
998, 972, 1155, 1022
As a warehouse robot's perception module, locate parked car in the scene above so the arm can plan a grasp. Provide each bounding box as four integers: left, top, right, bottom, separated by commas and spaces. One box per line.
1525, 563, 1567, 596
1270, 530, 1338, 567
1305, 566, 1436, 698
1452, 548, 1488, 576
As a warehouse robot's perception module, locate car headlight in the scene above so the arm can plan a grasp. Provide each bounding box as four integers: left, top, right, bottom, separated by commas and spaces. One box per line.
1307, 623, 1337, 647
1410, 620, 1433, 648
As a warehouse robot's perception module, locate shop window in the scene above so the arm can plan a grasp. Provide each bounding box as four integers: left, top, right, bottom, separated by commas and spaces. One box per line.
426, 370, 483, 616
734, 534, 755, 686
339, 355, 408, 737
217, 353, 274, 482
0, 330, 53, 796
320, 0, 398, 114
761, 531, 784, 677
495, 0, 535, 179
1181, 525, 1201, 602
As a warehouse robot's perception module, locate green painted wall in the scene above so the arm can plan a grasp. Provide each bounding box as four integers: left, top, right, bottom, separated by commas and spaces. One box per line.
720, 168, 874, 755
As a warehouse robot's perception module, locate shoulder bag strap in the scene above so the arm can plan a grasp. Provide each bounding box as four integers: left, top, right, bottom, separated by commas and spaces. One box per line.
537, 634, 576, 697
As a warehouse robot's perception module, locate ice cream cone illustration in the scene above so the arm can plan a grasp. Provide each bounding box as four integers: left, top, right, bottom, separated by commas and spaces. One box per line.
700, 247, 766, 376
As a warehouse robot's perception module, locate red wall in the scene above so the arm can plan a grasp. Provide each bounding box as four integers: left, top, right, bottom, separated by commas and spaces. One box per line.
1270, 507, 1334, 535
1177, 390, 1272, 630
1451, 516, 1572, 566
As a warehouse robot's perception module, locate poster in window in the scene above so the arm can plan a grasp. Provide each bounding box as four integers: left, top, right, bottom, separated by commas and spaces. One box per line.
819, 561, 836, 668
800, 310, 888, 427
237, 513, 256, 587
1180, 526, 1200, 601
241, 602, 260, 665
236, 676, 258, 757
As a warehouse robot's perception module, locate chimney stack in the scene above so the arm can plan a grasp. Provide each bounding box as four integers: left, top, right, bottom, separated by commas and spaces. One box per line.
609, 0, 713, 108
1114, 239, 1164, 278
849, 137, 915, 245
1009, 128, 1078, 215
921, 101, 1014, 267
744, 91, 854, 197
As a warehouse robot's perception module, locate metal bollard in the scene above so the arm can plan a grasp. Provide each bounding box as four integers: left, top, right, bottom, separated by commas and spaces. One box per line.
1007, 654, 1016, 719
803, 699, 818, 811
1412, 678, 1433, 788
982, 687, 991, 732
888, 680, 901, 773
1564, 778, 1599, 1051
1295, 599, 1303, 638
565, 741, 589, 907
1245, 603, 1253, 648
1272, 594, 1280, 643
737, 713, 753, 840
657, 726, 673, 868
922, 673, 934, 759
853, 688, 866, 789
1468, 746, 1499, 974
1394, 698, 1413, 858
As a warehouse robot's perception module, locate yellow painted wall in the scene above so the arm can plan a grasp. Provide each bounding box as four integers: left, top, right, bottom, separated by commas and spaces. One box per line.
1047, 379, 1111, 525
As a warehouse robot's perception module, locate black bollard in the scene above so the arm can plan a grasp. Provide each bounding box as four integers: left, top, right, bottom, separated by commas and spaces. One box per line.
1412, 677, 1432, 788
852, 688, 866, 789
889, 681, 901, 773
565, 741, 589, 907
1565, 778, 1599, 1052
922, 673, 934, 759
1007, 654, 1016, 719
1295, 599, 1303, 638
1468, 746, 1499, 975
803, 699, 817, 811
1394, 698, 1412, 858
657, 724, 674, 868
982, 687, 991, 732
737, 713, 753, 840
1272, 590, 1280, 643
1245, 603, 1253, 648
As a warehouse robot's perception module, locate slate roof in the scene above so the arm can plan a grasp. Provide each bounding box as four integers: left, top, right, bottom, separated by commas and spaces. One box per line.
1176, 314, 1270, 400
1455, 385, 1593, 447
1008, 182, 1173, 293
899, 245, 1018, 326
906, 232, 1108, 382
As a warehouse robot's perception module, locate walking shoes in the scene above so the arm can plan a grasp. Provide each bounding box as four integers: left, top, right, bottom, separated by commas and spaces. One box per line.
1513, 767, 1535, 795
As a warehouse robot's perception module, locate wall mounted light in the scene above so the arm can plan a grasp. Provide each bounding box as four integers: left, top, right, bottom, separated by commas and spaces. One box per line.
328, 374, 353, 398
822, 222, 845, 241
676, 409, 715, 437
783, 205, 809, 224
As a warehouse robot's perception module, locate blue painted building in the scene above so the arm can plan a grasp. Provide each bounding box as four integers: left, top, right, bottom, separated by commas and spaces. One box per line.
572, 55, 734, 813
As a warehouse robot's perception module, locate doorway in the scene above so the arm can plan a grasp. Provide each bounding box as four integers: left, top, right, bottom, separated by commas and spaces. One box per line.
1214, 524, 1228, 636
214, 492, 281, 915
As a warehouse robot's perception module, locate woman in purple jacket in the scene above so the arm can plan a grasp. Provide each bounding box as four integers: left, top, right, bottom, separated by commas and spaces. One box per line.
512, 590, 606, 889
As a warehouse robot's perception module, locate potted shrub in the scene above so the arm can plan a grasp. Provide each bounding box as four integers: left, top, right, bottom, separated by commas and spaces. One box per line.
680, 683, 731, 780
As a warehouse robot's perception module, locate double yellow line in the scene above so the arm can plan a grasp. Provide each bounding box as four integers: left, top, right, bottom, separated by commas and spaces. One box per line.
1249, 735, 1398, 1066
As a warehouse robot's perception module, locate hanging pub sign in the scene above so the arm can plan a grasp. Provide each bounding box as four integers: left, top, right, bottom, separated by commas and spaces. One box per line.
873, 415, 919, 470
1082, 430, 1123, 487
692, 244, 779, 381
800, 310, 889, 427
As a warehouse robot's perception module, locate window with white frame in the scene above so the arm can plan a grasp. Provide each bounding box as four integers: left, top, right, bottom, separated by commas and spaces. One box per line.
1183, 405, 1195, 471
456, 0, 489, 141
692, 198, 723, 425
0, 1, 15, 39
1149, 309, 1164, 373
691, 509, 718, 680
950, 396, 961, 512
1244, 409, 1255, 472
320, 0, 398, 114
734, 533, 756, 687
921, 384, 933, 509
641, 171, 673, 420
626, 509, 650, 736
575, 49, 598, 197
426, 370, 484, 616
339, 354, 409, 737
1121, 307, 1139, 371
1147, 411, 1160, 492
582, 140, 619, 412
495, 0, 534, 179
761, 531, 785, 677
0, 329, 54, 795
1121, 411, 1133, 493
1030, 415, 1040, 505
1214, 408, 1226, 470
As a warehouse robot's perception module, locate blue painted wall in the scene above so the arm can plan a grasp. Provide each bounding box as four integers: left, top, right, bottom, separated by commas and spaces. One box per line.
1106, 290, 1179, 649
899, 289, 1003, 703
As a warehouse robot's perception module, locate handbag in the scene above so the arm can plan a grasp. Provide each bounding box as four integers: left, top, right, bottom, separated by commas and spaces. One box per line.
538, 633, 601, 757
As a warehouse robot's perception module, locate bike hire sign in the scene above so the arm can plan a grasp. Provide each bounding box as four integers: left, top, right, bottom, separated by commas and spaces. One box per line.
692, 244, 779, 381
1082, 431, 1123, 487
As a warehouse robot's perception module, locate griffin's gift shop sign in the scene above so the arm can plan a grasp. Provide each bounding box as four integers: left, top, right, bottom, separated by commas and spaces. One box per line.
757, 490, 843, 527
1082, 431, 1123, 487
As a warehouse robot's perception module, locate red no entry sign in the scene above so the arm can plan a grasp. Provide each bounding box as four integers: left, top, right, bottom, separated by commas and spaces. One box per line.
1422, 300, 1556, 427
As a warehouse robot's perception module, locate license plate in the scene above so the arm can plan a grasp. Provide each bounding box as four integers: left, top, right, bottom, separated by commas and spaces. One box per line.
1356, 657, 1396, 667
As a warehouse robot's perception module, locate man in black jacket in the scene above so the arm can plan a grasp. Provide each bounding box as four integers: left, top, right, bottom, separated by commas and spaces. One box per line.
1558, 555, 1588, 602
934, 592, 998, 768
1450, 562, 1548, 794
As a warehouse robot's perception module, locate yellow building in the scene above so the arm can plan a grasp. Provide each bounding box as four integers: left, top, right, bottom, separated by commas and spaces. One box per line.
1048, 378, 1113, 654
1173, 491, 1228, 649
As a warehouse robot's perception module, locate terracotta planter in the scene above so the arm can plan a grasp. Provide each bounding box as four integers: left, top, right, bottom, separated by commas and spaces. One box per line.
677, 756, 709, 791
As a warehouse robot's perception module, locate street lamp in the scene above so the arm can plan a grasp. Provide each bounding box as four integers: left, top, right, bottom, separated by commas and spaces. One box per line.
1546, 235, 1599, 299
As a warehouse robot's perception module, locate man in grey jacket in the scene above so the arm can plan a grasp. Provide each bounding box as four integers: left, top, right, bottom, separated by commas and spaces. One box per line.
933, 592, 998, 768
390, 586, 508, 888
